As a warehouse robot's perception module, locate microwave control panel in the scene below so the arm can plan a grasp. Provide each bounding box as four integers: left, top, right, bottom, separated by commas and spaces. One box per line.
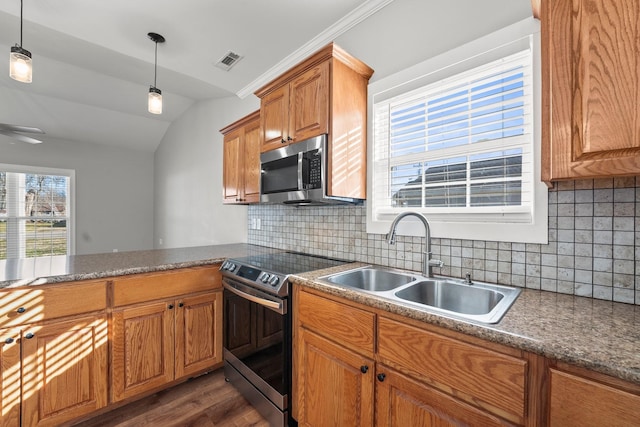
302, 150, 322, 190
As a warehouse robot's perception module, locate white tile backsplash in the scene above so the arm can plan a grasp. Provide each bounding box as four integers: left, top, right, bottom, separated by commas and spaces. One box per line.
248, 177, 640, 305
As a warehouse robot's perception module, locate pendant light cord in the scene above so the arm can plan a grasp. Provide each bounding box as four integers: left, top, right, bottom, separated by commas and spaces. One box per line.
19, 0, 24, 47
153, 40, 158, 88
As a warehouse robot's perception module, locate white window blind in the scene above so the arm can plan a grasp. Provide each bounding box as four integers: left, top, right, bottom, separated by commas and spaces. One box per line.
0, 169, 71, 259
373, 49, 534, 222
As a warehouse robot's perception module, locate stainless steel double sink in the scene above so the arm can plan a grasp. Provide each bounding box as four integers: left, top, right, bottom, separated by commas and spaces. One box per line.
319, 266, 520, 324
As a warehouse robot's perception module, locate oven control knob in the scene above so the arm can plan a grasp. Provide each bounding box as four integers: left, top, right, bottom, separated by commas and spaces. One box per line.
258, 272, 267, 281
261, 273, 271, 283
228, 263, 236, 272
268, 276, 280, 286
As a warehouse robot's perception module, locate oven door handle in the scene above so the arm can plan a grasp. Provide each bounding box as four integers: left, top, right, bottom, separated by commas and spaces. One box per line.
223, 281, 285, 314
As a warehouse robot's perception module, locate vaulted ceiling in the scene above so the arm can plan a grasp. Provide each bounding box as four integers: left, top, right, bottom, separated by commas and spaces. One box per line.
0, 0, 532, 152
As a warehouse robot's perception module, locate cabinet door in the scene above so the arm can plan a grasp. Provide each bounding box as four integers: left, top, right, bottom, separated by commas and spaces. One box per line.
21, 316, 108, 427
288, 61, 329, 144
175, 292, 223, 379
242, 116, 261, 203
111, 301, 175, 402
0, 329, 21, 427
542, 0, 640, 180
223, 128, 242, 203
296, 328, 373, 427
549, 369, 640, 426
261, 84, 290, 152
375, 365, 510, 427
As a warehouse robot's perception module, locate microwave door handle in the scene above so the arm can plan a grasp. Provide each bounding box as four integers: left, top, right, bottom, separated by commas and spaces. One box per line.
297, 152, 304, 190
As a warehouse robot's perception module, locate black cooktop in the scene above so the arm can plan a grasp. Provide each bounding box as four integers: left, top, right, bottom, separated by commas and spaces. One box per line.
231, 251, 347, 275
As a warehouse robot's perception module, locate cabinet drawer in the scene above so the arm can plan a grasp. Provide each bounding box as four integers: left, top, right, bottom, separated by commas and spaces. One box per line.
0, 280, 107, 327
297, 290, 374, 355
113, 265, 221, 307
549, 368, 640, 426
378, 316, 526, 424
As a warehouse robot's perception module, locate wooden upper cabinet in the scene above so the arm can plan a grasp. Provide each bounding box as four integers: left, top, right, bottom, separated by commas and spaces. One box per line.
256, 43, 373, 200
220, 110, 261, 204
259, 61, 329, 152
541, 0, 640, 182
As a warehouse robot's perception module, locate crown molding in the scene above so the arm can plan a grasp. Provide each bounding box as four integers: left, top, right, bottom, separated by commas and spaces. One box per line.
236, 0, 395, 99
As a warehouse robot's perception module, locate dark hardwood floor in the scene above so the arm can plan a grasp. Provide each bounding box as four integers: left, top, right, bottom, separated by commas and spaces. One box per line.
71, 369, 270, 427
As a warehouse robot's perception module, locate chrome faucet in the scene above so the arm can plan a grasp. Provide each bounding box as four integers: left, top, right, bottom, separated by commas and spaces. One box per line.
386, 212, 444, 278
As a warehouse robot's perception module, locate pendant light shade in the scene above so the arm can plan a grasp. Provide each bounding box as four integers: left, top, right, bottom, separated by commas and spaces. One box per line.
147, 32, 165, 115
148, 87, 162, 115
9, 0, 32, 83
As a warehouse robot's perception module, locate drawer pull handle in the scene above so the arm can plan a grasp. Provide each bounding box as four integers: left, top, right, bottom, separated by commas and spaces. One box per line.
4, 338, 14, 344
360, 365, 369, 374
25, 333, 35, 339
377, 373, 386, 382
16, 307, 26, 314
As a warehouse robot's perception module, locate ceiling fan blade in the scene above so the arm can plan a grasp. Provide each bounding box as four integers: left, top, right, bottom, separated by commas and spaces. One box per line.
0, 123, 45, 134
0, 130, 43, 144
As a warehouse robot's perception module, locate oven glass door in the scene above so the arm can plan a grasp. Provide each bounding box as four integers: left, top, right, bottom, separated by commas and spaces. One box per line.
223, 280, 289, 399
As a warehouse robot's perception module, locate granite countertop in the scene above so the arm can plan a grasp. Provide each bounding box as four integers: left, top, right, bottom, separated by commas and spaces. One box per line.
290, 262, 640, 386
0, 244, 282, 289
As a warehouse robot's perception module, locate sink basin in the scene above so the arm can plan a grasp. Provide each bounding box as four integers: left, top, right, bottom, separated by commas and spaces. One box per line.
395, 280, 504, 315
393, 279, 520, 323
320, 267, 417, 292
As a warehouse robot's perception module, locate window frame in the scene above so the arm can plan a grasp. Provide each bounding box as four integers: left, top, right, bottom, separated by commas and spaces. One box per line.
0, 163, 76, 258
366, 18, 548, 244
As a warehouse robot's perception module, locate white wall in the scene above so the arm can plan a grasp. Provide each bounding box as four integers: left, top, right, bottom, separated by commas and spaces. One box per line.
0, 135, 154, 254
153, 95, 259, 248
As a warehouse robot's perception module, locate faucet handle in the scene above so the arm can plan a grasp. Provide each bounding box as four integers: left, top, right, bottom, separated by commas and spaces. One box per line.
428, 259, 444, 268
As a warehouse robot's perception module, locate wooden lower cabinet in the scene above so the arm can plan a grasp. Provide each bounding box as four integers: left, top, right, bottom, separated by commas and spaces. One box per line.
175, 292, 223, 379
549, 367, 640, 427
296, 327, 374, 426
1, 328, 22, 427
112, 290, 223, 402
111, 300, 175, 401
20, 315, 108, 427
375, 364, 512, 427
294, 287, 526, 426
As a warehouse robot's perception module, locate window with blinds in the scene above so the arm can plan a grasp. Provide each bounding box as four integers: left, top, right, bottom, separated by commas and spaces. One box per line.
373, 49, 534, 220
0, 169, 71, 259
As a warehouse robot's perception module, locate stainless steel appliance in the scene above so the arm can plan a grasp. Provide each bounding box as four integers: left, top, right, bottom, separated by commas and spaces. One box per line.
260, 134, 362, 205
220, 251, 347, 426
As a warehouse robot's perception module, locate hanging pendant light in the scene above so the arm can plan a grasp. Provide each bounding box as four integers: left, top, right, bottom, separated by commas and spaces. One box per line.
147, 32, 165, 115
9, 0, 32, 83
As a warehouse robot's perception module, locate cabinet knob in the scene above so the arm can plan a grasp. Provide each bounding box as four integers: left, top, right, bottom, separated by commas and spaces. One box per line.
287, 136, 293, 141
16, 307, 26, 314
4, 338, 14, 344
281, 138, 286, 144
360, 365, 369, 374
377, 373, 386, 382
179, 302, 184, 308
25, 333, 34, 340
168, 304, 174, 310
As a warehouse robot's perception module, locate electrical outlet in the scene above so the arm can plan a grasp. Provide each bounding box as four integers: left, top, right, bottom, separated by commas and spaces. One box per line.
256, 218, 261, 230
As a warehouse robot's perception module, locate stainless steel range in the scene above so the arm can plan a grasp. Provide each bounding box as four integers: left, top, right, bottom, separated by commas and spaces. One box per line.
220, 251, 347, 426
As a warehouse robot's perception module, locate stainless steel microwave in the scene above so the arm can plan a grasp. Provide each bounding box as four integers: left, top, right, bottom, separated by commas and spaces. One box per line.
260, 134, 362, 205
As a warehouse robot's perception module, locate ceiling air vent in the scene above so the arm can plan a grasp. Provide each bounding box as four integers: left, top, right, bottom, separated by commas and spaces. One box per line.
215, 51, 243, 71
